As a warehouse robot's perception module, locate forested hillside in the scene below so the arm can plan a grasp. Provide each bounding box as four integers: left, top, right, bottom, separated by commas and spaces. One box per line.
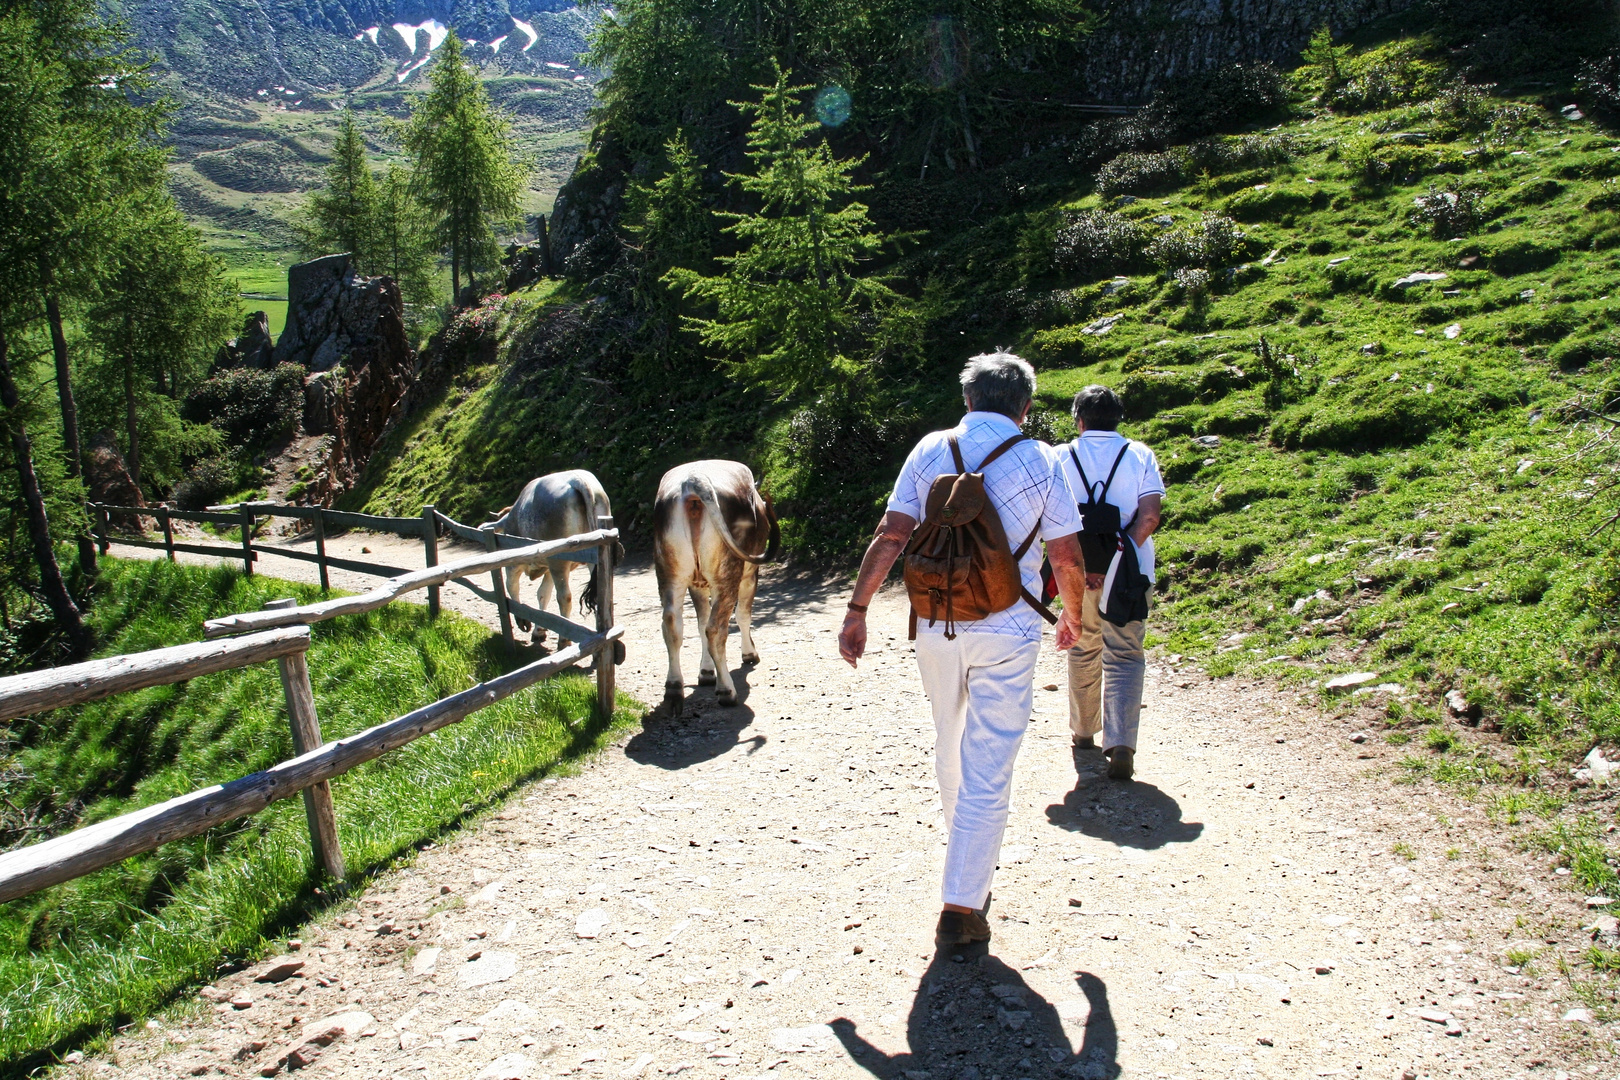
353, 0, 1620, 762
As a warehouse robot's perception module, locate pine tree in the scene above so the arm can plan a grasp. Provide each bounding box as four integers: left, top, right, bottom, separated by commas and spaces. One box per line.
622, 132, 715, 372
298, 111, 380, 268
373, 163, 440, 316
400, 32, 529, 301
667, 63, 905, 400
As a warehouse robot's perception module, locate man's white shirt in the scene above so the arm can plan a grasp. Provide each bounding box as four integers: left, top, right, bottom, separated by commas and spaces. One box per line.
1055, 430, 1166, 582
888, 412, 1082, 641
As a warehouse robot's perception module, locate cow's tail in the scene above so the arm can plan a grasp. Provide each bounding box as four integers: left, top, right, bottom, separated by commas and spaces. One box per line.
685, 475, 771, 565
763, 491, 781, 563
485, 505, 512, 532
573, 479, 602, 616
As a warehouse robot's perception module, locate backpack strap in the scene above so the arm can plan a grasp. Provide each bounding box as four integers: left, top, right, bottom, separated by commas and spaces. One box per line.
946, 435, 966, 474
975, 433, 1029, 472
1013, 521, 1058, 624
1070, 441, 1132, 504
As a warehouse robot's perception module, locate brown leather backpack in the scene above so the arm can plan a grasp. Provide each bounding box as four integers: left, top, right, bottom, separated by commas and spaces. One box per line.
902, 433, 1056, 639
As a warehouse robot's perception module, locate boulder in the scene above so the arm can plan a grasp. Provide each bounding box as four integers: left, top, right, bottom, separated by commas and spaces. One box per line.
503, 239, 550, 292
270, 255, 415, 504
215, 311, 275, 371
86, 431, 145, 530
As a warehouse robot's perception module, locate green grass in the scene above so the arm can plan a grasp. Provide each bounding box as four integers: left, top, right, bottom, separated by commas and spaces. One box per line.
0, 558, 640, 1068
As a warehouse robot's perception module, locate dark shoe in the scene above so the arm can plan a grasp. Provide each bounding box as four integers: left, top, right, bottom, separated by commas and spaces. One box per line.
935, 909, 992, 947
1072, 734, 1096, 749
1106, 745, 1135, 780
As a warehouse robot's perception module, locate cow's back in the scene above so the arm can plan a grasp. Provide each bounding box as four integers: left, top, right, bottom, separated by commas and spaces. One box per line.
510, 469, 610, 541
654, 460, 769, 559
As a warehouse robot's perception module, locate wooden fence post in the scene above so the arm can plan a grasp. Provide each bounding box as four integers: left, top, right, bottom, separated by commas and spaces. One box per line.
480, 528, 515, 659
92, 503, 109, 556
158, 506, 175, 563
239, 505, 254, 577
265, 598, 345, 884
313, 509, 330, 592
595, 515, 616, 719
421, 505, 439, 618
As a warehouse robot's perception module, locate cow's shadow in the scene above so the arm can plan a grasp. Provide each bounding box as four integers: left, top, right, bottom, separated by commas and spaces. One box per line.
623, 666, 764, 770
831, 948, 1118, 1079
1044, 746, 1204, 850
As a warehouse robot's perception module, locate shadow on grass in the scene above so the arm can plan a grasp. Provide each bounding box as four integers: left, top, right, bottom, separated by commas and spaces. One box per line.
830, 945, 1119, 1079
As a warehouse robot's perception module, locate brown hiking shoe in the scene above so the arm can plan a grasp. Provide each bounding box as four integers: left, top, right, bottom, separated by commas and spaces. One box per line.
935, 909, 992, 947
1106, 745, 1134, 780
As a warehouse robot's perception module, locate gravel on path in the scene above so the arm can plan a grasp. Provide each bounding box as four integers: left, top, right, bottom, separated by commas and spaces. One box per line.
91, 532, 1600, 1080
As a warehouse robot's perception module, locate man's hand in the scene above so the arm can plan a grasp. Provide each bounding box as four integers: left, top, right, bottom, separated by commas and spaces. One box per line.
839, 611, 867, 668
837, 510, 917, 669
1055, 607, 1082, 651
1128, 493, 1163, 547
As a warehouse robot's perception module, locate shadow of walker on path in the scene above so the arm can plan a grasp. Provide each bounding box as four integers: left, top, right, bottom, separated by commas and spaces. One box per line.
831, 946, 1119, 1079
1043, 748, 1204, 850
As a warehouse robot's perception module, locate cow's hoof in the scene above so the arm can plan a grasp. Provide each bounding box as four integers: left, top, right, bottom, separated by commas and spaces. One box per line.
741, 652, 761, 666
697, 672, 717, 687
516, 619, 532, 633
715, 688, 736, 705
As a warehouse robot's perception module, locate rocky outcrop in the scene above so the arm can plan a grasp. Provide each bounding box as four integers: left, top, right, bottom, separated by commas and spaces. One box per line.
213, 311, 276, 371
86, 431, 145, 530
1079, 0, 1415, 101
272, 254, 415, 503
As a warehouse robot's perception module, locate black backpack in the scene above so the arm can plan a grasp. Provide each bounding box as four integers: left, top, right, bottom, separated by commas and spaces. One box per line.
1072, 443, 1132, 575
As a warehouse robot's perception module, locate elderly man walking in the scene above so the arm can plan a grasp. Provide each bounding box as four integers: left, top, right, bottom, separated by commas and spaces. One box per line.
838, 352, 1090, 948
1056, 385, 1164, 780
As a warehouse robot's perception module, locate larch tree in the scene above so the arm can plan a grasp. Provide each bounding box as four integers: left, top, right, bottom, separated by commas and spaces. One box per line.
400, 32, 528, 301
667, 63, 906, 401
622, 131, 716, 374
297, 110, 381, 268
85, 189, 238, 493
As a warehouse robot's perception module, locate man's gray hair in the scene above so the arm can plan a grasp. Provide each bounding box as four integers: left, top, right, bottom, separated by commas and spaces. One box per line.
960, 351, 1036, 420
1072, 384, 1125, 431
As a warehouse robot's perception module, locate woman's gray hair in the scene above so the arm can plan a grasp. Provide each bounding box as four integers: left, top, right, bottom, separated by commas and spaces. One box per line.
960, 351, 1036, 420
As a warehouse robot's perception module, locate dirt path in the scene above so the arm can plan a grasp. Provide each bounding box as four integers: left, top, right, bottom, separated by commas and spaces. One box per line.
92, 531, 1603, 1080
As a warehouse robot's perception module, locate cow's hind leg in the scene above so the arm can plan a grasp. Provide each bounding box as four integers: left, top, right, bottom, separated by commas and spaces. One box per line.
690, 587, 716, 686
530, 567, 555, 643
660, 578, 685, 705
706, 585, 739, 703
549, 559, 574, 642
506, 565, 533, 634
737, 563, 760, 666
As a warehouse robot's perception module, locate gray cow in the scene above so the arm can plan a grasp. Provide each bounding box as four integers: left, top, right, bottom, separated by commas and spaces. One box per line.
495, 470, 613, 641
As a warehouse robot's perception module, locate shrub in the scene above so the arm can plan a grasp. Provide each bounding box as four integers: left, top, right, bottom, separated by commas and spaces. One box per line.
1411, 182, 1485, 239
171, 457, 238, 511
181, 363, 305, 449
1580, 52, 1620, 116
1225, 184, 1315, 222
1325, 47, 1444, 113
1428, 81, 1497, 136
1147, 213, 1251, 270
1051, 210, 1148, 278
1097, 149, 1188, 196
1187, 134, 1299, 175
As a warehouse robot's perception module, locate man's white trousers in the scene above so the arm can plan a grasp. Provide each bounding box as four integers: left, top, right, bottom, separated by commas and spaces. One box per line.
914, 631, 1041, 911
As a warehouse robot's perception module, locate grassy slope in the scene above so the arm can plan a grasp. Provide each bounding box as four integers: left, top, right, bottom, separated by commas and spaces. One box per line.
357, 43, 1619, 756
0, 558, 639, 1068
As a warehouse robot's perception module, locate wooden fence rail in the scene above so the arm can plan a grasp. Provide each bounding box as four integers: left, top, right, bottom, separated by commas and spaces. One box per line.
0, 523, 622, 904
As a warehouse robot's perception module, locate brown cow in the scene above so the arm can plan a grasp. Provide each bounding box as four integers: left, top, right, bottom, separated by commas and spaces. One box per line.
652, 460, 778, 706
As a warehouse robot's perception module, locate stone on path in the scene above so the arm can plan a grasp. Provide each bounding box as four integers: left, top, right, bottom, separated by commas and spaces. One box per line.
618, 1053, 654, 1078
479, 1000, 541, 1029
255, 959, 305, 983
457, 950, 517, 988
411, 947, 441, 975
475, 1053, 534, 1080
769, 1025, 837, 1053
576, 908, 610, 938
1415, 1007, 1451, 1024
1324, 672, 1378, 691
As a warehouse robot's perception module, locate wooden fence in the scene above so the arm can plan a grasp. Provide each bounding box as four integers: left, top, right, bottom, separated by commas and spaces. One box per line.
0, 525, 621, 903
86, 500, 608, 656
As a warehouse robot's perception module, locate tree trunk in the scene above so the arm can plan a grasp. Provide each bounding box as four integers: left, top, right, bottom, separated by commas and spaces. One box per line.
123, 353, 141, 493
451, 234, 461, 305
40, 261, 96, 574
41, 286, 80, 479
0, 325, 90, 655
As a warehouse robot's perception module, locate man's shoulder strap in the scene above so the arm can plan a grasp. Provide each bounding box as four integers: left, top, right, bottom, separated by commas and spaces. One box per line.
1071, 438, 1132, 504
975, 433, 1030, 472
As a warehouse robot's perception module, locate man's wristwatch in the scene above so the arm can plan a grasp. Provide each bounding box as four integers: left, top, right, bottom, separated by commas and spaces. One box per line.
847, 601, 868, 614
